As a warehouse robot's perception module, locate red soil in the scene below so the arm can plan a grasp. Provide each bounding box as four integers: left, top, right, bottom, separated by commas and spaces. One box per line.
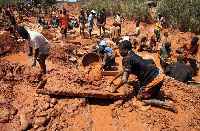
0, 3, 199, 131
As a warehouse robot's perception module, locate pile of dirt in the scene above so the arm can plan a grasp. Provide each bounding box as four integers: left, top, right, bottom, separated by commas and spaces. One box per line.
0, 32, 27, 57
0, 60, 92, 130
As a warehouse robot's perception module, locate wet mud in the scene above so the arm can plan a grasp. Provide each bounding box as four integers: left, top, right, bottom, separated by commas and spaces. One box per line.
0, 3, 199, 131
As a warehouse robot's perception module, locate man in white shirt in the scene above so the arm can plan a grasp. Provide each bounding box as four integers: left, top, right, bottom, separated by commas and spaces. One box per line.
17, 26, 50, 74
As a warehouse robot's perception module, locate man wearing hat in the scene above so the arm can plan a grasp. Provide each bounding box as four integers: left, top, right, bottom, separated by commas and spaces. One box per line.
17, 26, 50, 74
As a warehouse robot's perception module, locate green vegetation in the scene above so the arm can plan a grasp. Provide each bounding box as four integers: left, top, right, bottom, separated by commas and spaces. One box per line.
81, 0, 122, 16
80, 0, 200, 34
158, 0, 200, 34
123, 0, 152, 23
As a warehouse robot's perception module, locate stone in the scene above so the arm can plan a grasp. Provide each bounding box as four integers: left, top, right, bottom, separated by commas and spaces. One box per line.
0, 108, 9, 123
50, 98, 57, 105
36, 126, 47, 131
42, 103, 50, 111
69, 57, 77, 62
114, 100, 123, 108
20, 114, 31, 131
35, 117, 49, 127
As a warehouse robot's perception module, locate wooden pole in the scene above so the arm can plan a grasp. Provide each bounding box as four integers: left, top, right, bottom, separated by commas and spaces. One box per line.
36, 89, 125, 99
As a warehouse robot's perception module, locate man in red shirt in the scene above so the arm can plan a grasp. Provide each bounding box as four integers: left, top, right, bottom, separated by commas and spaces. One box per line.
59, 8, 69, 45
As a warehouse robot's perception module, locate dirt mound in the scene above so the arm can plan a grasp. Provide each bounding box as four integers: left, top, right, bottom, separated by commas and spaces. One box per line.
0, 60, 92, 130
0, 32, 27, 57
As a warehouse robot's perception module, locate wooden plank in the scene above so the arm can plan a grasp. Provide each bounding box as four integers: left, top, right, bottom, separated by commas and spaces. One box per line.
36, 89, 125, 99
101, 71, 119, 76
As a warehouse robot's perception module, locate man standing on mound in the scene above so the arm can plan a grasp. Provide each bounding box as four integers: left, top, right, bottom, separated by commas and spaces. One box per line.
17, 26, 50, 74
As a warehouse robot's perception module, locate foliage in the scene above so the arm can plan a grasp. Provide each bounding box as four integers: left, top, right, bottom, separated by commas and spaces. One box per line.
123, 0, 152, 23
81, 0, 122, 17
158, 0, 200, 34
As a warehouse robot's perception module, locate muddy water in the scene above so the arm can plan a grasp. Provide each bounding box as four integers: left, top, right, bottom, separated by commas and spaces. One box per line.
1, 54, 31, 66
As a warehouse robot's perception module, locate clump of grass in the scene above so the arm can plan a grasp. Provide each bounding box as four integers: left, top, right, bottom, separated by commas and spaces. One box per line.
123, 0, 152, 23
81, 0, 152, 23
81, 0, 122, 17
158, 0, 200, 34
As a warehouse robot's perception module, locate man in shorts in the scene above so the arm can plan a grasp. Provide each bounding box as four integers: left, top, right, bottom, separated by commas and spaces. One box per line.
59, 8, 69, 44
110, 40, 177, 113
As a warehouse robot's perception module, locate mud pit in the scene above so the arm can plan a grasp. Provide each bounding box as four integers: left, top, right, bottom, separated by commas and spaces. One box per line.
0, 3, 200, 131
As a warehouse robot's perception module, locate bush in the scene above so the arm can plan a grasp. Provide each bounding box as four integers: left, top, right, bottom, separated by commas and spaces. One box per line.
81, 0, 122, 17
123, 0, 152, 23
158, 0, 200, 34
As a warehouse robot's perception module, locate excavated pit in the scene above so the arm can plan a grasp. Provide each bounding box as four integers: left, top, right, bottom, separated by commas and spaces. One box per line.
0, 3, 200, 130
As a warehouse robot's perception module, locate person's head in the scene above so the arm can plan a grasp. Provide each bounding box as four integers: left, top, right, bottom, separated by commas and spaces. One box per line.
59, 9, 62, 14
63, 8, 66, 15
102, 8, 105, 12
164, 32, 168, 37
112, 21, 117, 27
118, 40, 132, 57
177, 55, 186, 64
165, 42, 171, 48
17, 26, 29, 39
117, 12, 120, 16
191, 36, 199, 46
5, 10, 11, 16
136, 21, 140, 27
80, 9, 84, 15
91, 10, 96, 15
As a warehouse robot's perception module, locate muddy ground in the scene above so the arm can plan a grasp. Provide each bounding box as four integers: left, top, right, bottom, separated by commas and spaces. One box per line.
0, 3, 200, 131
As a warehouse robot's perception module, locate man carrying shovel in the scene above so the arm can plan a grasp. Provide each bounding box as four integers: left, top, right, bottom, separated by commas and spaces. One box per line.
17, 26, 50, 74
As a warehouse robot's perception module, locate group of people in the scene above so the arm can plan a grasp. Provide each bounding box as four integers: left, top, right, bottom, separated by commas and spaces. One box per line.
1, 2, 199, 113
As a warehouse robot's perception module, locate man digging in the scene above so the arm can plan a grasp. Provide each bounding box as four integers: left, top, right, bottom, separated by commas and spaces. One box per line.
110, 40, 178, 113
17, 26, 50, 75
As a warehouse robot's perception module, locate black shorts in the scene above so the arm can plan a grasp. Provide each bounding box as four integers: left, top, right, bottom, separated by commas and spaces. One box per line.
60, 28, 67, 34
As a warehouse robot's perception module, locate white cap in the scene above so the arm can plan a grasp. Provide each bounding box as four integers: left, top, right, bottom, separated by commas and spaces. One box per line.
123, 36, 130, 41
91, 10, 96, 14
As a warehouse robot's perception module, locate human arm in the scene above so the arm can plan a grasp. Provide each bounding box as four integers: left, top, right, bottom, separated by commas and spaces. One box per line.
110, 69, 129, 93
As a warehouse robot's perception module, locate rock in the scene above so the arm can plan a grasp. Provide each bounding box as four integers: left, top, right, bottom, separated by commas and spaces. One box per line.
114, 100, 123, 108
0, 108, 9, 123
33, 124, 39, 129
69, 57, 77, 62
10, 106, 18, 115
50, 103, 54, 108
36, 126, 46, 131
35, 117, 49, 127
42, 103, 50, 111
35, 110, 48, 117
50, 98, 57, 105
20, 114, 31, 131
140, 105, 151, 112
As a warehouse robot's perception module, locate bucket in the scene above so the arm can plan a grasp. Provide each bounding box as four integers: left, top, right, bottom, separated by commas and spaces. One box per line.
82, 53, 102, 67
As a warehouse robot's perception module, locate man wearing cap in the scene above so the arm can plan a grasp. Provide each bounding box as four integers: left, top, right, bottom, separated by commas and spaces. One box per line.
109, 40, 177, 113
88, 10, 95, 39
17, 26, 50, 74
59, 8, 70, 44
